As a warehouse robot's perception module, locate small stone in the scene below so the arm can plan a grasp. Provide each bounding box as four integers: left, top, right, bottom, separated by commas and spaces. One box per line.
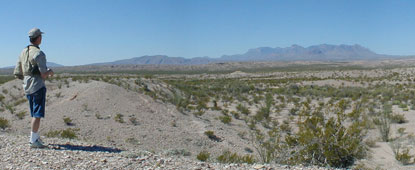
253, 164, 265, 169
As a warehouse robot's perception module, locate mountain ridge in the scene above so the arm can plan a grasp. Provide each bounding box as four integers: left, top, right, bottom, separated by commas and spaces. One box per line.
90, 44, 397, 66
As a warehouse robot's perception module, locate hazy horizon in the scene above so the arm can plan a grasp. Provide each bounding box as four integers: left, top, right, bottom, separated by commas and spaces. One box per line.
1, 0, 415, 67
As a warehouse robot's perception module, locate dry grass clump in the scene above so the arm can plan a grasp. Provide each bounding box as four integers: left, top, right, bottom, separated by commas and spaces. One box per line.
216, 150, 255, 164
16, 111, 26, 120
0, 117, 10, 130
114, 113, 125, 123
63, 117, 73, 126
196, 151, 210, 161
45, 128, 79, 139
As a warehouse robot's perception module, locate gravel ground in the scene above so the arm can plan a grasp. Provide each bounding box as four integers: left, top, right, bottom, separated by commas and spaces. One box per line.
0, 133, 339, 170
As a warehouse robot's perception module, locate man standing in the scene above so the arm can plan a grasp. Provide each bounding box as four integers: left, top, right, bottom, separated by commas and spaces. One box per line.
13, 28, 54, 148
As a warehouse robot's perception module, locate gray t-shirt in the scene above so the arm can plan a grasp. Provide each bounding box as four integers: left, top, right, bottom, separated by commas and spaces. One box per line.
21, 47, 48, 95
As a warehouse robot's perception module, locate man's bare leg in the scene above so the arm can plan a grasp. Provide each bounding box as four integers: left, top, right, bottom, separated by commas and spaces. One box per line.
30, 118, 41, 144
31, 117, 41, 133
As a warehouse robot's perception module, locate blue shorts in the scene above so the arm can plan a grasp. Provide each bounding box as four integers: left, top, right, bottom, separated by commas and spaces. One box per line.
27, 87, 46, 118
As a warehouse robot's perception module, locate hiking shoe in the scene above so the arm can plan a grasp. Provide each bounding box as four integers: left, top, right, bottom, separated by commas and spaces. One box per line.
30, 139, 46, 148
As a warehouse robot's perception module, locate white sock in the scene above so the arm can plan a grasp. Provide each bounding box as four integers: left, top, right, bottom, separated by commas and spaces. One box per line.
30, 132, 39, 143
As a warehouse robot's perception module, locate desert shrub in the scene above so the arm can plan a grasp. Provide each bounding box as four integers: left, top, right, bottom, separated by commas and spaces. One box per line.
55, 92, 62, 98
196, 100, 209, 111
204, 130, 214, 137
0, 117, 10, 130
95, 113, 103, 119
285, 108, 367, 168
397, 128, 406, 137
45, 130, 61, 138
5, 104, 15, 114
399, 103, 408, 109
204, 130, 222, 142
166, 148, 191, 156
392, 142, 415, 165
63, 117, 73, 126
280, 120, 291, 133
374, 105, 391, 142
170, 90, 190, 112
16, 111, 26, 120
289, 107, 299, 115
236, 103, 250, 115
392, 100, 401, 105
82, 103, 89, 112
221, 109, 229, 115
46, 128, 79, 139
251, 127, 287, 164
129, 117, 139, 126
364, 138, 378, 148
125, 137, 141, 145
114, 113, 124, 123
396, 148, 414, 165
2, 89, 8, 94
61, 128, 79, 139
13, 98, 27, 106
217, 150, 256, 164
230, 111, 240, 119
254, 106, 270, 122
252, 101, 367, 168
390, 113, 407, 124
197, 151, 210, 162
219, 115, 232, 124
193, 110, 205, 117
211, 100, 221, 110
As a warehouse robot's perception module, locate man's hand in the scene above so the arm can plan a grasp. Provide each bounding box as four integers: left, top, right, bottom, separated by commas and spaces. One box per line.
48, 68, 54, 77
15, 74, 24, 80
41, 68, 54, 79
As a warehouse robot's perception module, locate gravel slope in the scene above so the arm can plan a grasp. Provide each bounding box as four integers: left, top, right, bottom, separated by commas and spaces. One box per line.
0, 133, 340, 170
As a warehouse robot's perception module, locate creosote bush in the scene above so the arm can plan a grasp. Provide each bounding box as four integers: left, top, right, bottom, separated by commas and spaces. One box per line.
252, 101, 367, 168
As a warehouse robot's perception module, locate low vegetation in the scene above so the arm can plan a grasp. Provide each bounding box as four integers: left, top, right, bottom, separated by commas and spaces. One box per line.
0, 117, 10, 130
45, 128, 79, 139
196, 151, 210, 162
216, 150, 255, 164
114, 113, 125, 123
5, 65, 415, 168
63, 117, 73, 126
16, 111, 26, 120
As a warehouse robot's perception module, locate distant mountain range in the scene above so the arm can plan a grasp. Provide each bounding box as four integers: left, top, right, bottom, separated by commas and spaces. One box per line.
90, 44, 396, 66
1, 44, 401, 68
221, 44, 391, 61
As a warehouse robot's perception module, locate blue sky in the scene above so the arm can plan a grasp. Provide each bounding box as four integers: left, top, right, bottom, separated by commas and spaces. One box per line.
1, 0, 415, 67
